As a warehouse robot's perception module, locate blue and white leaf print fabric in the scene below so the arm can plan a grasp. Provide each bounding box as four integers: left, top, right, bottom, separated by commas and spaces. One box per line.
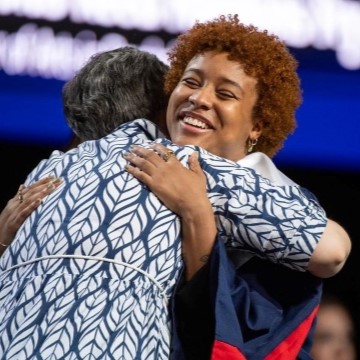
0, 119, 327, 359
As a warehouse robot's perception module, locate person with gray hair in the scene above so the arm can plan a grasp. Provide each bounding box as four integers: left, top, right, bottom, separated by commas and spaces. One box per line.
63, 45, 170, 142
0, 45, 169, 256
0, 16, 351, 359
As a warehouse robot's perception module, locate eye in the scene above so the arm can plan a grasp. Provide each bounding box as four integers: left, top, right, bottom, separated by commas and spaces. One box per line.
181, 77, 200, 88
217, 90, 239, 100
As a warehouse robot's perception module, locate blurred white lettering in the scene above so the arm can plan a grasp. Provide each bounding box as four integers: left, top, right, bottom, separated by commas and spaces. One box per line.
0, 0, 359, 79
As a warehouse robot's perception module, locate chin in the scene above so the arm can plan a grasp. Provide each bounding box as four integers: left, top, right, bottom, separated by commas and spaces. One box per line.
172, 135, 199, 146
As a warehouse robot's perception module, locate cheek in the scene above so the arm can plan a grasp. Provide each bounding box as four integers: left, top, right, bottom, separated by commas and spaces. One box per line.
228, 105, 256, 132
166, 96, 176, 126
167, 87, 181, 112
170, 85, 186, 104
167, 87, 188, 122
223, 109, 252, 135
165, 109, 173, 134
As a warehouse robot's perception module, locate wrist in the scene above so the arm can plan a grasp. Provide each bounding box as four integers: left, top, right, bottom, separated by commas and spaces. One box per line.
180, 200, 213, 223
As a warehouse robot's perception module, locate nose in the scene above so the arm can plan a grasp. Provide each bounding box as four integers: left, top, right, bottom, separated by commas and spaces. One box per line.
188, 86, 213, 109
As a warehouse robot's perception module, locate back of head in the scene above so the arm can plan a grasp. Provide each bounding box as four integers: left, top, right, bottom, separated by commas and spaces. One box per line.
165, 14, 302, 157
63, 46, 169, 141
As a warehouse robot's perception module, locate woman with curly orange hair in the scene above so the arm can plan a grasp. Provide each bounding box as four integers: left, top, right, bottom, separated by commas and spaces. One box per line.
126, 14, 351, 359
164, 14, 300, 158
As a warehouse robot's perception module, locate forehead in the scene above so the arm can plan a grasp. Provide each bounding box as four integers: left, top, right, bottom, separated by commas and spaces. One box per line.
185, 51, 243, 73
184, 51, 258, 92
317, 304, 353, 329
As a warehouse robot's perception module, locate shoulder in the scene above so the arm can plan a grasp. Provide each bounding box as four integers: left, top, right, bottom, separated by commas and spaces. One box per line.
114, 119, 165, 141
238, 152, 296, 186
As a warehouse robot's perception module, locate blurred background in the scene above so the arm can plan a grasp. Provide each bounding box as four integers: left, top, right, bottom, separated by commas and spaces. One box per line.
0, 0, 359, 348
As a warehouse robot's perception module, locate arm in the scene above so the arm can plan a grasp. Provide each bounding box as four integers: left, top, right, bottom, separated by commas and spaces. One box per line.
124, 144, 351, 279
125, 143, 340, 359
0, 177, 62, 256
239, 153, 351, 278
308, 219, 351, 278
180, 205, 216, 280
124, 146, 216, 280
178, 152, 217, 280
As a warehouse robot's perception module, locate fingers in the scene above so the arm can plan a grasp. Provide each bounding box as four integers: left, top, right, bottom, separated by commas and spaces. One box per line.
23, 176, 61, 194
123, 148, 157, 176
10, 176, 62, 225
0, 177, 62, 250
12, 177, 62, 210
12, 198, 42, 229
162, 150, 175, 162
187, 152, 201, 172
23, 177, 62, 201
16, 185, 24, 204
6, 199, 40, 234
123, 145, 176, 171
135, 145, 175, 163
124, 145, 179, 187
187, 151, 207, 186
150, 144, 176, 162
150, 144, 175, 159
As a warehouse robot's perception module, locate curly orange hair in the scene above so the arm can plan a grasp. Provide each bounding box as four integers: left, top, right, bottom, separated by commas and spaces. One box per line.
164, 14, 302, 158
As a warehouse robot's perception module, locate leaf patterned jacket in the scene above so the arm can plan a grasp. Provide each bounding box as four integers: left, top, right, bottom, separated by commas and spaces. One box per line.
0, 119, 327, 360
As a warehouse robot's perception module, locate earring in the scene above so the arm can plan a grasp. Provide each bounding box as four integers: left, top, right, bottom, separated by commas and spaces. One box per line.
247, 138, 258, 153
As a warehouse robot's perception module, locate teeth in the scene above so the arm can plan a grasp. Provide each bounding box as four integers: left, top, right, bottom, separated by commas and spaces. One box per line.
183, 116, 209, 129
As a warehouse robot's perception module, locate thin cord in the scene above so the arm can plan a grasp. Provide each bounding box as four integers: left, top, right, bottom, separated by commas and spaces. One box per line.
1, 254, 166, 296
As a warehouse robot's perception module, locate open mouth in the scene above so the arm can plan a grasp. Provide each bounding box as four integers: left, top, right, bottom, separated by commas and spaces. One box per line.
183, 116, 211, 129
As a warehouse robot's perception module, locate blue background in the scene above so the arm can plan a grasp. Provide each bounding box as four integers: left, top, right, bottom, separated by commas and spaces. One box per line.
1, 49, 359, 172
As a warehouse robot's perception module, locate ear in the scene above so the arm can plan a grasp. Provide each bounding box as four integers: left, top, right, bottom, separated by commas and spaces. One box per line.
250, 121, 263, 140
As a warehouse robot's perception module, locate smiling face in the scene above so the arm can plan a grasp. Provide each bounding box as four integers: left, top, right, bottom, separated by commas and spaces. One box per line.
166, 51, 262, 161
